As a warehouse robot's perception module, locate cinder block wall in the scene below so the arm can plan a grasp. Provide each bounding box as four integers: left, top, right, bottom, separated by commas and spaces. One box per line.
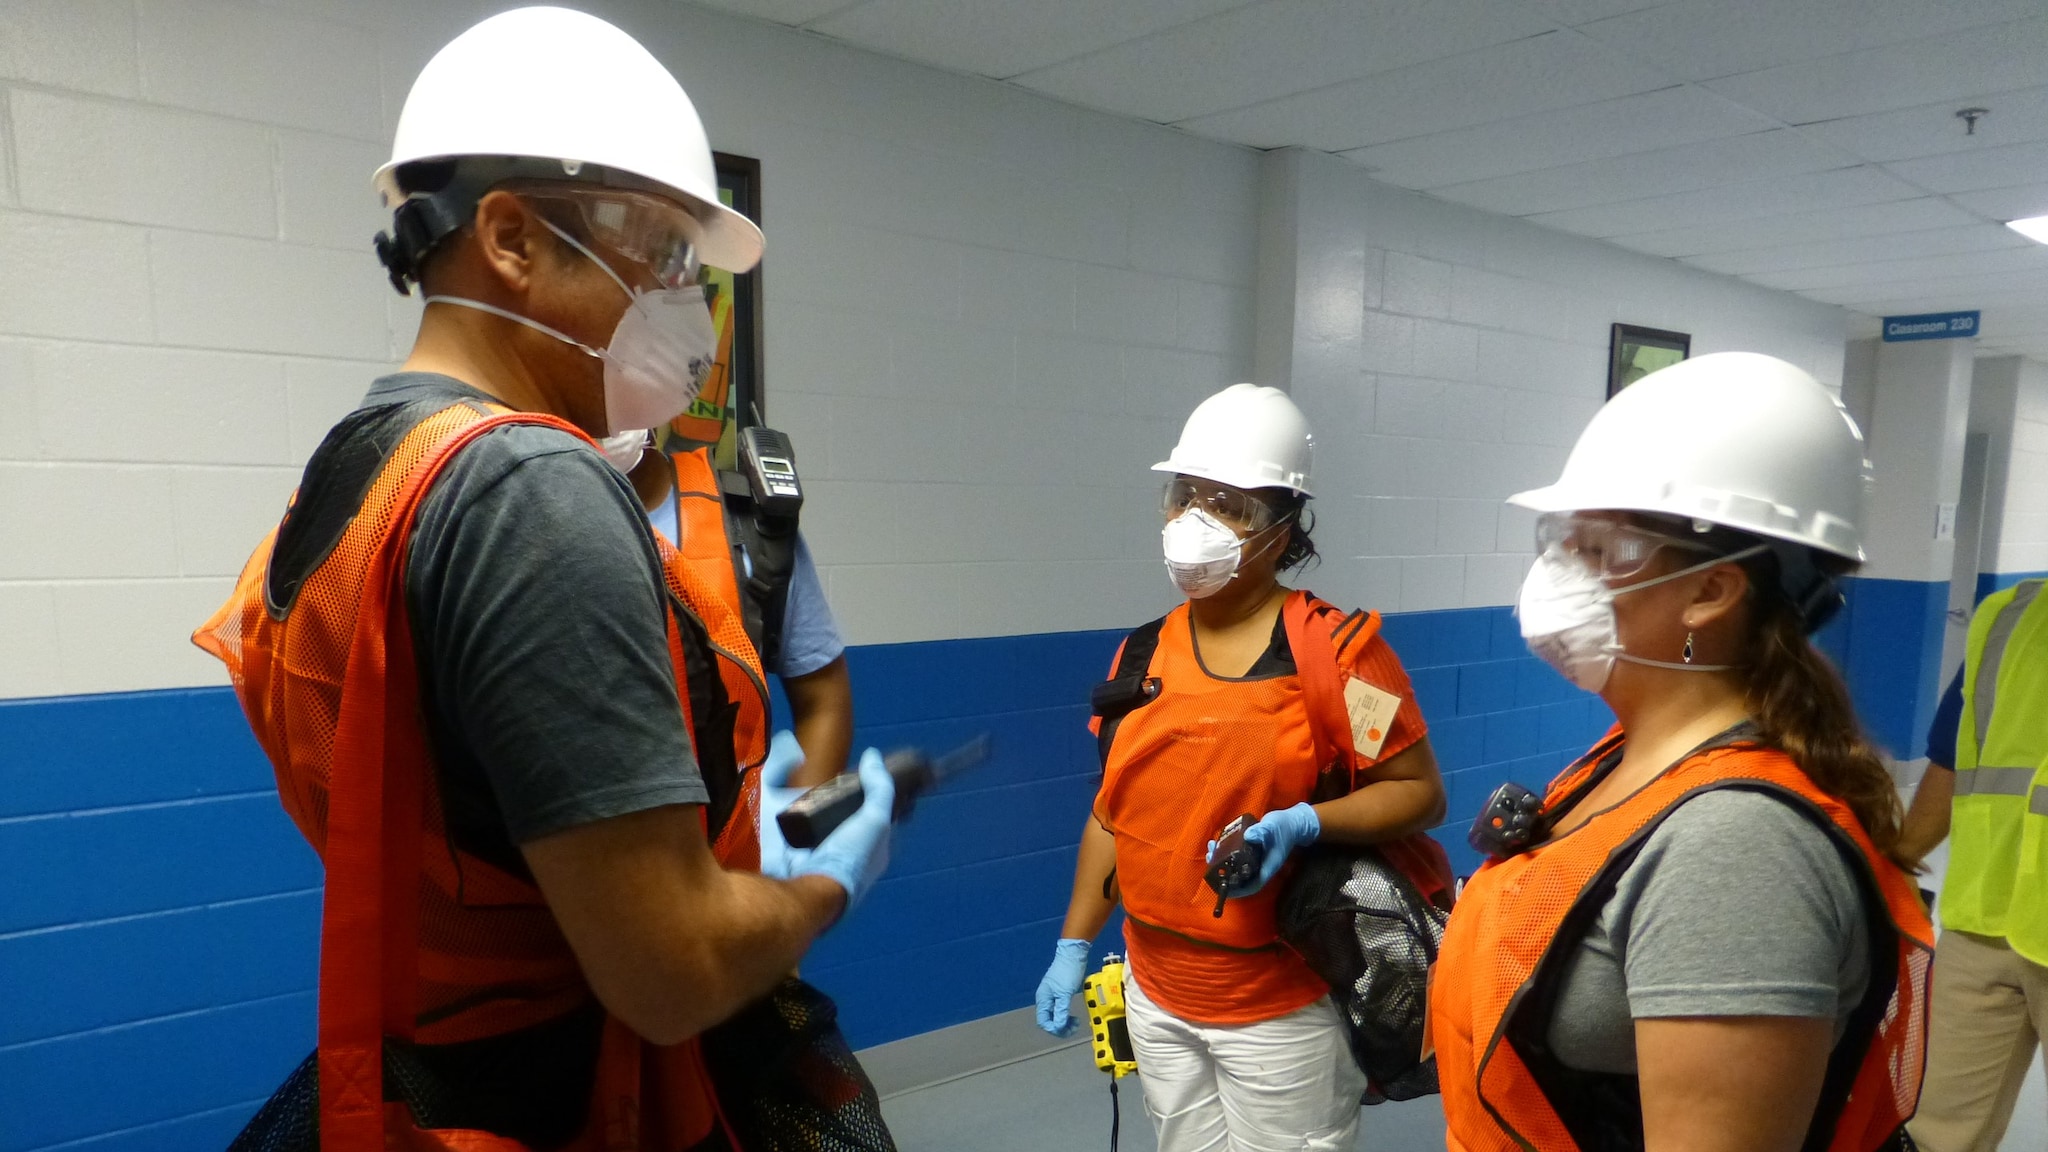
2, 3, 1969, 1148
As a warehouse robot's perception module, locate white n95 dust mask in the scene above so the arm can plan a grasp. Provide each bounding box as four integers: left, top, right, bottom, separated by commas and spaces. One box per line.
1162, 508, 1287, 599
1517, 544, 1766, 692
595, 427, 650, 473
423, 219, 718, 436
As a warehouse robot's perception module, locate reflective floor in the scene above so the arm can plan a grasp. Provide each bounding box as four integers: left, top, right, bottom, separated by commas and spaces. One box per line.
877, 1031, 1446, 1151
867, 814, 2042, 1152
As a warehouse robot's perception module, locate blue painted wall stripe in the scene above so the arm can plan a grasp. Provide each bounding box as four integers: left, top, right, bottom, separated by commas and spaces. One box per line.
1813, 575, 1950, 758
33, 598, 1980, 1150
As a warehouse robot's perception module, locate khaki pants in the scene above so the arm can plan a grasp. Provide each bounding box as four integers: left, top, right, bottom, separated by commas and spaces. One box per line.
1908, 930, 2048, 1152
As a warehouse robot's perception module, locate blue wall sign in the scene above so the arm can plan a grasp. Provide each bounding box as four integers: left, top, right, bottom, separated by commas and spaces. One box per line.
1882, 310, 1980, 342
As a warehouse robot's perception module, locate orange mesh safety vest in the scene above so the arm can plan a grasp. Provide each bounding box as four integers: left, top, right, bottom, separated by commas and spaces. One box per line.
660, 447, 771, 804
1429, 730, 1933, 1152
1094, 591, 1428, 1025
195, 401, 756, 1151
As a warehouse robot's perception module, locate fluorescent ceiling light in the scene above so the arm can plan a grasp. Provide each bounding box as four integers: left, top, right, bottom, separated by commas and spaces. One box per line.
2007, 214, 2048, 245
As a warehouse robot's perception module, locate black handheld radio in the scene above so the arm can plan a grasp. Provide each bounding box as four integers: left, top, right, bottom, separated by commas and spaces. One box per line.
776, 735, 993, 849
1468, 781, 1545, 860
1204, 813, 1265, 918
738, 426, 803, 519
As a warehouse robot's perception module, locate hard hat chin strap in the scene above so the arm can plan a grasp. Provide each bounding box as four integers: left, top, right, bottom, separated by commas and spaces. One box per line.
375, 156, 665, 298
1767, 541, 1845, 633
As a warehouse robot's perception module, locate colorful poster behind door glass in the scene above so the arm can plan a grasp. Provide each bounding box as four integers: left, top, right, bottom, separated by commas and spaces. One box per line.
664, 153, 763, 469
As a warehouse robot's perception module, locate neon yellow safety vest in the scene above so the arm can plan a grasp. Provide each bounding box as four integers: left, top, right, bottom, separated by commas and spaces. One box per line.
1942, 578, 2048, 964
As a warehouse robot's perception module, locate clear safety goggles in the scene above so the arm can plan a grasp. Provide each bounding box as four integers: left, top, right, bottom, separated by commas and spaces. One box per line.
1162, 476, 1282, 533
1534, 512, 1718, 581
515, 187, 705, 290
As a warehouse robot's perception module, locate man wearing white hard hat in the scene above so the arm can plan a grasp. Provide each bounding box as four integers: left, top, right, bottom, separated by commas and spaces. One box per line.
1429, 353, 1934, 1152
1035, 384, 1449, 1151
195, 9, 895, 1149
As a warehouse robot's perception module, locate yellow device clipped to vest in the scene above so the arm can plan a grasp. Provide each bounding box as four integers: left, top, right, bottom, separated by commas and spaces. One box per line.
1085, 954, 1138, 1079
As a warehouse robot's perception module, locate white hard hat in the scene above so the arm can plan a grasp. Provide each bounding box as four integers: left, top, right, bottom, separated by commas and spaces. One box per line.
1509, 352, 1870, 561
1153, 383, 1314, 496
376, 6, 763, 273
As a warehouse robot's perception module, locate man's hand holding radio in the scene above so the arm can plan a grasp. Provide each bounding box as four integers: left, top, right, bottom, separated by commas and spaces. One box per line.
757, 731, 895, 917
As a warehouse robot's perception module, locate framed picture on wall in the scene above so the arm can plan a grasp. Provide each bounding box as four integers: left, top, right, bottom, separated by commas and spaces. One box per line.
662, 152, 765, 468
1608, 324, 1690, 397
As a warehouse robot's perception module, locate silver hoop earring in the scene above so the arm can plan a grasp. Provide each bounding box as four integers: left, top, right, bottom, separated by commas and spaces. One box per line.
1682, 631, 1696, 664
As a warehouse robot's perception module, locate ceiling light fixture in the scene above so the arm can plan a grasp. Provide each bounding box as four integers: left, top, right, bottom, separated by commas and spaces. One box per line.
2007, 215, 2048, 245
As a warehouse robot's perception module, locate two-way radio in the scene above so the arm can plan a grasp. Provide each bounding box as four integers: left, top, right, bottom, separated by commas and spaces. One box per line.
738, 424, 802, 519
1204, 813, 1265, 918
776, 735, 993, 849
1468, 781, 1545, 860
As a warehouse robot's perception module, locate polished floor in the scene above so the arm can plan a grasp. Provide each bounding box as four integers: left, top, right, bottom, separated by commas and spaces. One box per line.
862, 813, 2045, 1152
870, 1012, 1444, 1151
871, 1002, 2042, 1152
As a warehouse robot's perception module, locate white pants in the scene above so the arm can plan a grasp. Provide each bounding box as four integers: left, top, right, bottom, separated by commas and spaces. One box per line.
1123, 968, 1367, 1152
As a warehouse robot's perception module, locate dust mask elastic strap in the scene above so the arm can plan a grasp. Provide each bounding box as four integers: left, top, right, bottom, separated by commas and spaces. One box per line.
1606, 544, 1768, 672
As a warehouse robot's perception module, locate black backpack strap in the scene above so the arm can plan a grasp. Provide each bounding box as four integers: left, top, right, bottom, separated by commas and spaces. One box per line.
1093, 616, 1167, 770
719, 473, 800, 672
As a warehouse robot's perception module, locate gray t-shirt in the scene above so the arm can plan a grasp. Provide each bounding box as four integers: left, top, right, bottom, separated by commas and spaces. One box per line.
1546, 788, 1872, 1074
359, 373, 708, 871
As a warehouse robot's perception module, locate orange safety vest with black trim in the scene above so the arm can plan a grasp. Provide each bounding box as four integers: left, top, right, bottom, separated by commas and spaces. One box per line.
195, 400, 761, 1151
1428, 730, 1933, 1152
665, 446, 798, 679
1092, 590, 1430, 1026
651, 466, 772, 867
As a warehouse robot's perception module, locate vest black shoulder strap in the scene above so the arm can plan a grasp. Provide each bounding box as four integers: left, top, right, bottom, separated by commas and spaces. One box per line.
267, 396, 481, 617
717, 471, 800, 672
1506, 776, 1900, 1152
1092, 615, 1168, 770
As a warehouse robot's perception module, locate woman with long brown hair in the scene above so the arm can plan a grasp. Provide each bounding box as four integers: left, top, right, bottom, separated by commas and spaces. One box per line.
1429, 353, 1933, 1152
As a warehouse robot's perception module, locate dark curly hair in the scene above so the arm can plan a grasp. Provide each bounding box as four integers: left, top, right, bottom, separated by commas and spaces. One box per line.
1269, 491, 1318, 573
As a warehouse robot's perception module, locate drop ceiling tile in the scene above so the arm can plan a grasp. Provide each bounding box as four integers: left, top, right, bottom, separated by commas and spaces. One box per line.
1540, 0, 1671, 25
1951, 181, 2048, 220
687, 0, 863, 25
1799, 86, 2048, 163
1431, 128, 1852, 216
1526, 165, 1919, 238
1806, 266, 2048, 306
1604, 196, 1978, 257
1884, 140, 2048, 195
808, 0, 1256, 80
1341, 85, 1776, 189
1748, 245, 2048, 292
1010, 0, 1552, 126
1578, 0, 2043, 83
1178, 29, 1668, 152
1685, 223, 2027, 276
1703, 16, 2048, 125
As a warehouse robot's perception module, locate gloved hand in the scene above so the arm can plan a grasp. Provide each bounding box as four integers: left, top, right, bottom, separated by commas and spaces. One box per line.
757, 730, 895, 915
1208, 802, 1321, 898
1035, 938, 1092, 1037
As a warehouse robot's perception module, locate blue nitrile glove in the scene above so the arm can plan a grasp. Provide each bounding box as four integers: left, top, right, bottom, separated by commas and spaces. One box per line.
757, 730, 895, 915
1036, 938, 1092, 1037
1208, 802, 1321, 898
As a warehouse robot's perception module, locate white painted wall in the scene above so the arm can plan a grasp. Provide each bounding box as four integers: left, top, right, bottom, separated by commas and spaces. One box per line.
1971, 354, 2048, 579
0, 1, 1891, 704
1260, 149, 1850, 617
0, 0, 1260, 698
1863, 339, 1973, 584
